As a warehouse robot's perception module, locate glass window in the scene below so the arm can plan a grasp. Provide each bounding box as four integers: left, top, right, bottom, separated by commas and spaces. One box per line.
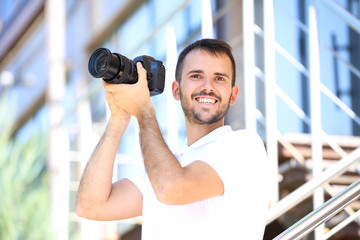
273, 0, 358, 136
15, 105, 48, 141
3, 23, 47, 125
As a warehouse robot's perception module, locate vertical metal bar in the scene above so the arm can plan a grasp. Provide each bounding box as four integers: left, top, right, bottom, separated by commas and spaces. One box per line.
45, 0, 69, 239
243, 0, 257, 132
309, 2, 324, 239
263, 0, 279, 205
201, 0, 214, 38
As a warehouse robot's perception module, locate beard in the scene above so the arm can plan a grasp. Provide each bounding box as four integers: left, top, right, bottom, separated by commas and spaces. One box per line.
179, 89, 231, 125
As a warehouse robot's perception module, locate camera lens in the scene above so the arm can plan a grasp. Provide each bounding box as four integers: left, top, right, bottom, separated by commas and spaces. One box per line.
95, 53, 108, 74
88, 48, 165, 95
88, 48, 120, 80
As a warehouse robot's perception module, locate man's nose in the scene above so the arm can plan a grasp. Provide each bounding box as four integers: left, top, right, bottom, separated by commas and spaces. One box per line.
200, 77, 215, 91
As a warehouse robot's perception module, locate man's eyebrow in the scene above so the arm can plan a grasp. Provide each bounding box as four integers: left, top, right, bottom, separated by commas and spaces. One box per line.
186, 70, 231, 79
214, 72, 230, 79
186, 69, 204, 75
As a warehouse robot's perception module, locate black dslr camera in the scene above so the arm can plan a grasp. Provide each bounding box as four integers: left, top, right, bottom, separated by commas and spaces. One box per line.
88, 48, 165, 96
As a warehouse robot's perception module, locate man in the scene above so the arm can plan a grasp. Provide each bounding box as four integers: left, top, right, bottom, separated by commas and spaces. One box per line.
76, 39, 269, 239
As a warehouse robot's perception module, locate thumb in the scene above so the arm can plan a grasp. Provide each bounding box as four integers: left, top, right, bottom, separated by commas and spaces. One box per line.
136, 62, 147, 84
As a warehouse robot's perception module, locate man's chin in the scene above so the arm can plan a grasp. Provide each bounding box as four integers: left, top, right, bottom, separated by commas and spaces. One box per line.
191, 113, 224, 125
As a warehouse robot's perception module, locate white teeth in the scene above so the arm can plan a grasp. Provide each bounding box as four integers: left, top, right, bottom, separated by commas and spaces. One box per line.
198, 98, 215, 104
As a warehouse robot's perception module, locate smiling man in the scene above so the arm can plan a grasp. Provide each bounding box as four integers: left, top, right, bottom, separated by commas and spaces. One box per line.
76, 39, 270, 240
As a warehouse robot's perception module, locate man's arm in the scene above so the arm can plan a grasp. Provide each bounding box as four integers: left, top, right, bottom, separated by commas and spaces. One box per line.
137, 107, 224, 205
75, 113, 143, 220
100, 62, 224, 205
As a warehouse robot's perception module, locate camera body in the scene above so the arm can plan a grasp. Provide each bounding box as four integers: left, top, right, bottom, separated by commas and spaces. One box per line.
88, 48, 166, 96
133, 55, 165, 96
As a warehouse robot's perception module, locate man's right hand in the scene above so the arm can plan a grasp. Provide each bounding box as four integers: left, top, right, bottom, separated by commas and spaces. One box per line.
102, 62, 153, 119
103, 83, 132, 123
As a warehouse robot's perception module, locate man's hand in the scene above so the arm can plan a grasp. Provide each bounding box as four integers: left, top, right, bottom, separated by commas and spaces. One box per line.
102, 62, 153, 118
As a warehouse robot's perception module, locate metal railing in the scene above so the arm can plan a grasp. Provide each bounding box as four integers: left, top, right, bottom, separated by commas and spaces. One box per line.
267, 147, 360, 224
273, 178, 360, 240
241, 0, 360, 237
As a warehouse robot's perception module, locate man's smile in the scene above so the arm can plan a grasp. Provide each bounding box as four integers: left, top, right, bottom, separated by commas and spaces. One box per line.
194, 96, 218, 104
192, 92, 221, 106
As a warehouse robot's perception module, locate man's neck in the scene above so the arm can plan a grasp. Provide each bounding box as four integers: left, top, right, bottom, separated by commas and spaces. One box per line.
185, 119, 224, 146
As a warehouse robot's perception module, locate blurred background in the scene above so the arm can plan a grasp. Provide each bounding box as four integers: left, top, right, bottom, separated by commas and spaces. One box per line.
0, 0, 359, 239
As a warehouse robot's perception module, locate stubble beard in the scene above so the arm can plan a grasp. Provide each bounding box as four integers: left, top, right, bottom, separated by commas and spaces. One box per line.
179, 88, 231, 125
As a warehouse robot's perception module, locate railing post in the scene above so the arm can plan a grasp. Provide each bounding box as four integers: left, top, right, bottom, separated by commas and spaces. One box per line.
201, 0, 214, 38
243, 0, 257, 133
263, 0, 279, 205
309, 2, 325, 238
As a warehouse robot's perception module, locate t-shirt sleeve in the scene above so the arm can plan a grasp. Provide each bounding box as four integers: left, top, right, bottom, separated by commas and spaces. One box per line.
198, 130, 270, 239
198, 130, 269, 195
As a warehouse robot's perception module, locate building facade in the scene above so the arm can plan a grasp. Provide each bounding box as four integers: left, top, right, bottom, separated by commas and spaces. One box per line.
1, 0, 359, 239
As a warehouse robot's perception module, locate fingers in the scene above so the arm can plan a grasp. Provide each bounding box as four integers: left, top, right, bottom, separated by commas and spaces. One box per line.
102, 79, 127, 92
102, 62, 147, 92
136, 62, 147, 84
101, 62, 152, 117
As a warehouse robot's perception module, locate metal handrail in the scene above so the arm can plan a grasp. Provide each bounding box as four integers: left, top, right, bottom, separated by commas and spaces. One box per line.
273, 178, 360, 240
267, 147, 360, 224
260, 1, 360, 237
320, 83, 360, 126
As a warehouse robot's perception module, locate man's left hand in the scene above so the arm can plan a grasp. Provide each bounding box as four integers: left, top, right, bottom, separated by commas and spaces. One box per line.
102, 62, 152, 118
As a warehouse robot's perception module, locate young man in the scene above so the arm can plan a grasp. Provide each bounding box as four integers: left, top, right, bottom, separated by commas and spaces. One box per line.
76, 39, 269, 239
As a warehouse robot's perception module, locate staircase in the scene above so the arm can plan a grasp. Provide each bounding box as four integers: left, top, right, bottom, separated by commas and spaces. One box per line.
268, 137, 360, 239
242, 0, 360, 239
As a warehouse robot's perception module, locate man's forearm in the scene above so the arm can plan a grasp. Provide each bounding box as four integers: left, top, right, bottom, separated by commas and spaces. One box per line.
137, 106, 183, 201
76, 116, 129, 212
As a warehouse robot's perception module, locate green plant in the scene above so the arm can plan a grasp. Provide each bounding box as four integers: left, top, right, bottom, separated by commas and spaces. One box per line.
0, 97, 51, 240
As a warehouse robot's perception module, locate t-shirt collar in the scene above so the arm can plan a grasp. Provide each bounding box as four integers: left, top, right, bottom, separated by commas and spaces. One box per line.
183, 125, 232, 151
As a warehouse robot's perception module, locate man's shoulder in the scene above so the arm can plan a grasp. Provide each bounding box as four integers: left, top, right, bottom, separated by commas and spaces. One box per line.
217, 128, 263, 144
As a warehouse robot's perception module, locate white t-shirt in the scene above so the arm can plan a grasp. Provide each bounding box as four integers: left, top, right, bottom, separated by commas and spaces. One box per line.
128, 126, 270, 240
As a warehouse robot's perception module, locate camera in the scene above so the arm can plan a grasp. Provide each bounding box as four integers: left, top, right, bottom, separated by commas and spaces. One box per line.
88, 48, 165, 96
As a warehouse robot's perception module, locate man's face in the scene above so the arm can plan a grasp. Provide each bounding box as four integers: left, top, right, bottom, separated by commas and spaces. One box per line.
172, 49, 238, 125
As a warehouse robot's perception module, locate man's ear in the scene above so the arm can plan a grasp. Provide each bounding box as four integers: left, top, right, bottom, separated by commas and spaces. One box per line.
172, 81, 180, 100
229, 85, 239, 105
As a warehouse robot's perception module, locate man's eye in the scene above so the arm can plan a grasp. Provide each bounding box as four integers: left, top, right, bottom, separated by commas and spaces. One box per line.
215, 76, 225, 81
191, 74, 201, 79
